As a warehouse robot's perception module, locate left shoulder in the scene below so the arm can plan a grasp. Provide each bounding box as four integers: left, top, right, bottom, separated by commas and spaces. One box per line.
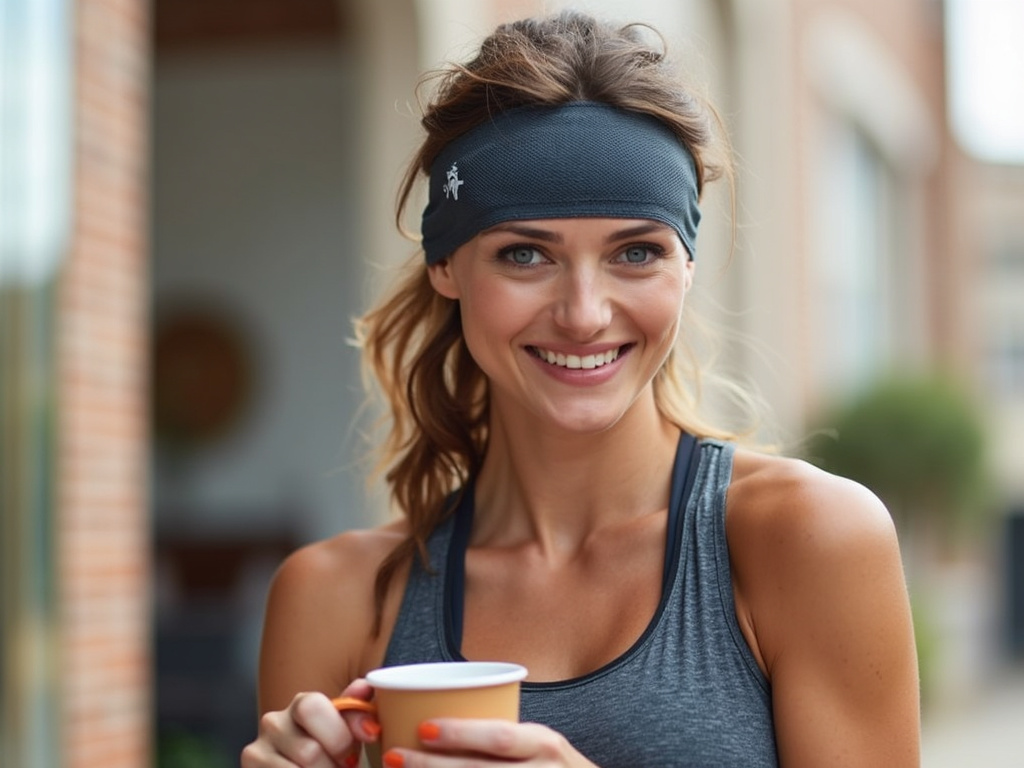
724, 448, 920, 766
726, 447, 898, 561
724, 447, 908, 676
725, 448, 905, 635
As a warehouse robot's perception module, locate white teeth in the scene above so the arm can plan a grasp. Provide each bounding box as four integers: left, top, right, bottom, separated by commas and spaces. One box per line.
535, 346, 621, 369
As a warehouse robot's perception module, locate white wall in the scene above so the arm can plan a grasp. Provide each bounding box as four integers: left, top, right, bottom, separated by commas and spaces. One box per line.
152, 44, 377, 541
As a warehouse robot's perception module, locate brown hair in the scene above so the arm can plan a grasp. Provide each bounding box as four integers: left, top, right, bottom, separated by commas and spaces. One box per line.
354, 10, 747, 633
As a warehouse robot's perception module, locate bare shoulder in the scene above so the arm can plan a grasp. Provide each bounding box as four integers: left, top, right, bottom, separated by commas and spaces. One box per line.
271, 520, 409, 603
726, 447, 898, 562
725, 449, 919, 766
258, 520, 409, 712
725, 447, 904, 642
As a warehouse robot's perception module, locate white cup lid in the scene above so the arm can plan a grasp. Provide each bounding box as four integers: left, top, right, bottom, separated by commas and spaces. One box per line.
366, 661, 528, 690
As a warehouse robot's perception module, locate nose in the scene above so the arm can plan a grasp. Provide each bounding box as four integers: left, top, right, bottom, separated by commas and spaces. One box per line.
552, 267, 612, 339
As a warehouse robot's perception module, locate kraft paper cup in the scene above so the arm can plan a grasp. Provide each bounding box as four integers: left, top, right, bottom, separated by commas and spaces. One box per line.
332, 661, 528, 759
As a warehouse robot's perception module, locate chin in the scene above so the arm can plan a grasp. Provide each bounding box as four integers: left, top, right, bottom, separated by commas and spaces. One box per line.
536, 403, 630, 435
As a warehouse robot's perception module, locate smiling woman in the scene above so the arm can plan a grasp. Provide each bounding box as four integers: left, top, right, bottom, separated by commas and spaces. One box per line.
241, 10, 921, 768
427, 217, 691, 437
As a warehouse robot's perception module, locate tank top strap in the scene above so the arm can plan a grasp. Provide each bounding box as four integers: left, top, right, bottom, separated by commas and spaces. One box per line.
382, 496, 462, 666
664, 431, 701, 586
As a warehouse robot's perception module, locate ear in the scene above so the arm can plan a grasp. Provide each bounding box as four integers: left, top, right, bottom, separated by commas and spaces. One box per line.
682, 259, 695, 292
427, 259, 461, 300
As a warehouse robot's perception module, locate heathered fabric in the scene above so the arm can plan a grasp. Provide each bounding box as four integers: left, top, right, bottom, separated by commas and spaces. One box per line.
420, 102, 702, 264
383, 438, 778, 767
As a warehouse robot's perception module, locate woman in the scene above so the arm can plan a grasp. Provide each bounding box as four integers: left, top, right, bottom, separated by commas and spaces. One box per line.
241, 11, 920, 768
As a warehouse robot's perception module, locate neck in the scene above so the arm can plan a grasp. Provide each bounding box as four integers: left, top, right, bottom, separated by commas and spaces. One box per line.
471, 399, 681, 552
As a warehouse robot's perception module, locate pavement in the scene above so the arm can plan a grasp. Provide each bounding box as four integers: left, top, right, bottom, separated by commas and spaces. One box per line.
921, 667, 1024, 767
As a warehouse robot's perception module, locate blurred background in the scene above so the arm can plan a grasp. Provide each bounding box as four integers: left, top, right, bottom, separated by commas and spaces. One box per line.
2, 0, 1023, 766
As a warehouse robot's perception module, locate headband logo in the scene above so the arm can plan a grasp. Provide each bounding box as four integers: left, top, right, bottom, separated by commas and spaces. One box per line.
443, 163, 464, 201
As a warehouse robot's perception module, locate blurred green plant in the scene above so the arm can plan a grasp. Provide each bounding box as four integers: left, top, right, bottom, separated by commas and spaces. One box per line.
909, 591, 939, 708
157, 729, 232, 768
805, 374, 990, 548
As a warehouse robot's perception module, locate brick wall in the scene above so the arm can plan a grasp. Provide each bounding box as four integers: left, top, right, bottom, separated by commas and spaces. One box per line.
58, 1, 150, 767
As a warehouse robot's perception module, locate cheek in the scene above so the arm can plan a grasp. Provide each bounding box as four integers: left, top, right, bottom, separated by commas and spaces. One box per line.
457, 283, 535, 360
630, 279, 687, 342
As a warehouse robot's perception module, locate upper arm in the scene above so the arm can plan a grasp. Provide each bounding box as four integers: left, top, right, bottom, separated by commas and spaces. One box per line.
729, 459, 920, 767
257, 529, 400, 714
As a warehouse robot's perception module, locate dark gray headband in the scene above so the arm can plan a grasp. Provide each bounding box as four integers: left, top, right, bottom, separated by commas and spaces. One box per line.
421, 101, 701, 265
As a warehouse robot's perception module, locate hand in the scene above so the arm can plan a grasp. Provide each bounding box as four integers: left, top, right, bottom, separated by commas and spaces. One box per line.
241, 680, 381, 768
380, 719, 598, 767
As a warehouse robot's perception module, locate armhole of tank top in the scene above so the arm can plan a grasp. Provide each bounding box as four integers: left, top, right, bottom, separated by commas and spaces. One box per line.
710, 441, 772, 696
443, 482, 474, 657
381, 493, 464, 666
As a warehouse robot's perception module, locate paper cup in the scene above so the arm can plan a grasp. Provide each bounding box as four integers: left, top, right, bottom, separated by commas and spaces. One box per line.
333, 661, 528, 757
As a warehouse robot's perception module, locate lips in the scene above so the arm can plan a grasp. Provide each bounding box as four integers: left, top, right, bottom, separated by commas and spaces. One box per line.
527, 344, 631, 370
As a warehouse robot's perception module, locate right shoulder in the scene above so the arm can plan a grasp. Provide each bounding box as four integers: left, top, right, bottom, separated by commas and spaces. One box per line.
258, 521, 409, 712
272, 521, 410, 601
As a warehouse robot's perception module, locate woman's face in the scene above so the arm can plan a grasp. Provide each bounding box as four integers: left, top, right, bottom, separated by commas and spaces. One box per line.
428, 218, 694, 434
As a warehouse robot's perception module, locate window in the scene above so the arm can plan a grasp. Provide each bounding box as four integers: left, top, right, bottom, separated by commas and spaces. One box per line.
981, 236, 1024, 398
988, 237, 1024, 276
811, 117, 902, 396
987, 323, 1024, 397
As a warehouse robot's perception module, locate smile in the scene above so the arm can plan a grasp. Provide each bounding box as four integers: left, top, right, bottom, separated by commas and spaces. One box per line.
528, 345, 630, 370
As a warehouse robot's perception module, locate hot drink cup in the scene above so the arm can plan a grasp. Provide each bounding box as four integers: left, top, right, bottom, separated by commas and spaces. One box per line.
331, 661, 528, 761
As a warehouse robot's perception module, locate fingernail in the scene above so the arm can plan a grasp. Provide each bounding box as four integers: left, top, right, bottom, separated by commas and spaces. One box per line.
343, 754, 360, 768
417, 721, 441, 741
362, 720, 381, 738
383, 751, 405, 768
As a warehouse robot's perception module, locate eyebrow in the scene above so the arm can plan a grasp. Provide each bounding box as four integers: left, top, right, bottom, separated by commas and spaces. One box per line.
607, 221, 673, 240
482, 220, 673, 243
482, 223, 564, 243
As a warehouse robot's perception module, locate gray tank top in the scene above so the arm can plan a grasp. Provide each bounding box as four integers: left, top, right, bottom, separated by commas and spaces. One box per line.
383, 437, 779, 767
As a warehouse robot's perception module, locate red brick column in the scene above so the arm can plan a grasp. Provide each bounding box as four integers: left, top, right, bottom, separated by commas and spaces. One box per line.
58, 1, 150, 766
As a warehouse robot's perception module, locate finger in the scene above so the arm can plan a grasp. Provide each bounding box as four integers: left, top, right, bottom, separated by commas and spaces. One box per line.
333, 679, 381, 743
261, 710, 337, 768
276, 692, 357, 766
380, 748, 470, 768
338, 678, 374, 699
415, 719, 567, 761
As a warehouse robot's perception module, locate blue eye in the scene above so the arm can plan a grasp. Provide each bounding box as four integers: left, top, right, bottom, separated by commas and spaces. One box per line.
619, 244, 661, 264
500, 245, 543, 266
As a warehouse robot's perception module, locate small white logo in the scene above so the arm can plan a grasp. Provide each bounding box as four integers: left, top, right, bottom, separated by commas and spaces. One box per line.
443, 163, 464, 200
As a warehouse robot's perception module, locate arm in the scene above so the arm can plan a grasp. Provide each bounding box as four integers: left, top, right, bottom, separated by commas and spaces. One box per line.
257, 534, 373, 711
242, 527, 404, 767
729, 456, 920, 768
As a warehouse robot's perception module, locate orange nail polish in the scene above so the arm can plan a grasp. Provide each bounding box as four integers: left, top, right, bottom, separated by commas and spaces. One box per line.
362, 720, 381, 738
418, 721, 441, 741
383, 751, 405, 768
343, 754, 360, 768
